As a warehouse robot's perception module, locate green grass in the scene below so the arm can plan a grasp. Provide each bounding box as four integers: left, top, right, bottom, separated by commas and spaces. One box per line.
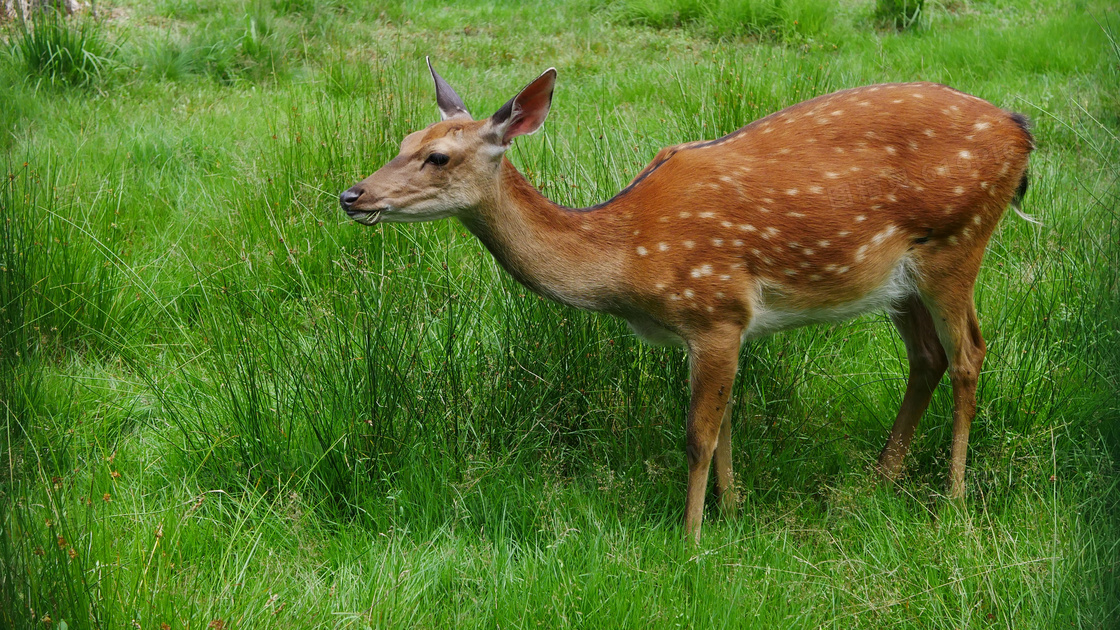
2, 0, 1118, 628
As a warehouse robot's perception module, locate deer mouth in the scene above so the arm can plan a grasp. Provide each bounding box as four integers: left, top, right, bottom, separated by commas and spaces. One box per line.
346, 208, 385, 225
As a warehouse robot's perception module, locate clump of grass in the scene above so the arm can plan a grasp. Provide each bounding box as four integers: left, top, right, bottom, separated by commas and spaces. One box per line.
9, 8, 114, 87
141, 6, 287, 83
599, 0, 834, 42
874, 0, 926, 31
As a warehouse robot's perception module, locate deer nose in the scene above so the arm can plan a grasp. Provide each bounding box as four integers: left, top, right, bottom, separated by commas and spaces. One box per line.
339, 187, 363, 210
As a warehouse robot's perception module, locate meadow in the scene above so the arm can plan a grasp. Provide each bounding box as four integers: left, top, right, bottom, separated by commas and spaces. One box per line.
1, 0, 1118, 627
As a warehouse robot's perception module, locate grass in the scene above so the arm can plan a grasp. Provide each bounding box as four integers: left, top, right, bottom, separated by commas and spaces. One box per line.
9, 6, 115, 87
1, 0, 1118, 628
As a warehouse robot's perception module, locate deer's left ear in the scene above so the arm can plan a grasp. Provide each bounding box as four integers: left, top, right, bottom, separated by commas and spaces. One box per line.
485, 68, 557, 147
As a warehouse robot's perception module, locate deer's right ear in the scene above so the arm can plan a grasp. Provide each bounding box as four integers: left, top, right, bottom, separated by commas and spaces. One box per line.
484, 68, 557, 148
427, 57, 471, 121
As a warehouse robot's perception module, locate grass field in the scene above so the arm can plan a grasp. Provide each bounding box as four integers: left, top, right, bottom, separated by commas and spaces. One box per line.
1, 0, 1118, 627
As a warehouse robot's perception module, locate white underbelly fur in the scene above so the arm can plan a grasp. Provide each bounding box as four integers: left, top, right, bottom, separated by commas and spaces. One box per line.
743, 259, 917, 341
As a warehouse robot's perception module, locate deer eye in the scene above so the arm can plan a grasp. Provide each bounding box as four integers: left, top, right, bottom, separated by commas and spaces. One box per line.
425, 152, 450, 166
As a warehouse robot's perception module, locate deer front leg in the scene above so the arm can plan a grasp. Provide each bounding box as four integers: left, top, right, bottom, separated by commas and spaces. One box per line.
684, 325, 743, 542
713, 397, 737, 516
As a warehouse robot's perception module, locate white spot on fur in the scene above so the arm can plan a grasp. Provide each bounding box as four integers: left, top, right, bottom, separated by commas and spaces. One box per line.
683, 289, 695, 298
740, 224, 756, 232
871, 224, 897, 246
787, 212, 805, 218
784, 269, 798, 276
786, 188, 799, 196
885, 146, 897, 155
959, 150, 972, 159
659, 242, 670, 252
809, 186, 824, 194
972, 215, 982, 225
837, 231, 851, 237
721, 221, 733, 228
855, 215, 866, 222
948, 235, 959, 245
680, 211, 692, 219
924, 129, 935, 137
733, 239, 744, 247
825, 171, 839, 179
683, 240, 695, 249
699, 211, 716, 219
720, 274, 731, 281
954, 186, 965, 195
818, 240, 831, 247
712, 239, 724, 247
636, 246, 648, 256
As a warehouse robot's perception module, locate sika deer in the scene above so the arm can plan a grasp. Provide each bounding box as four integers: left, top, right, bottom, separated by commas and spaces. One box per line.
340, 60, 1034, 540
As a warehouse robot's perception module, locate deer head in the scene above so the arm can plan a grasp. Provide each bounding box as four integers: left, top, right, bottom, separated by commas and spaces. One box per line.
339, 59, 557, 226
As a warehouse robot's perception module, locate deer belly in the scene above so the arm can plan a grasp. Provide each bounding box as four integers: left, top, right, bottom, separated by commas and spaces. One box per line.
743, 259, 917, 340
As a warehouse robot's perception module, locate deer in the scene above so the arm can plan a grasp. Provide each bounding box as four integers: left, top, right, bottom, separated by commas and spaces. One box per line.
339, 59, 1034, 541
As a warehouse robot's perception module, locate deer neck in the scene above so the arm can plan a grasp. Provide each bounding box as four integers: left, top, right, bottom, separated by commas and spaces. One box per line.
458, 158, 627, 312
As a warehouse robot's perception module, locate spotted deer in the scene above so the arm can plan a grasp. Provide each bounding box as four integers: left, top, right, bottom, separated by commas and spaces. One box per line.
340, 60, 1034, 540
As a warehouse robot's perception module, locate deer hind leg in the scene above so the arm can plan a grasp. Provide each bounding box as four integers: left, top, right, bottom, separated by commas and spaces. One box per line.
712, 396, 737, 517
878, 295, 949, 480
684, 325, 742, 542
924, 289, 987, 499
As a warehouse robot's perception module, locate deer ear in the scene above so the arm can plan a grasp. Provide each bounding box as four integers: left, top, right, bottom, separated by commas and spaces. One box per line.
427, 57, 471, 121
485, 68, 557, 147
